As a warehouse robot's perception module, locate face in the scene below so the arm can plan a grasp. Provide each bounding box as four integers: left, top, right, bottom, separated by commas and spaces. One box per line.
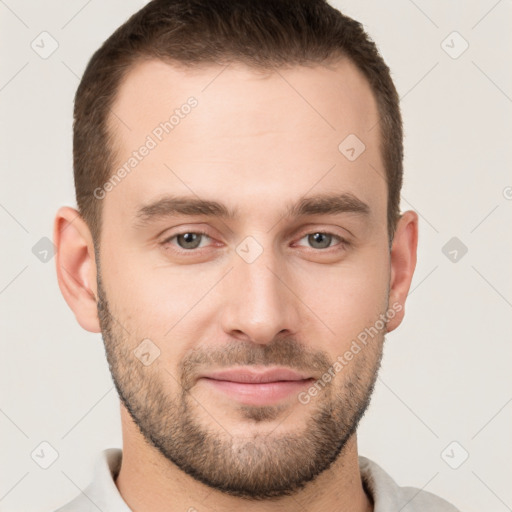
96, 58, 394, 499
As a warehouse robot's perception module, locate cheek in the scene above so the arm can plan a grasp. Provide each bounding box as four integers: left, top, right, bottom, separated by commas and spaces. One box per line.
102, 260, 220, 382
296, 245, 390, 341
100, 254, 187, 340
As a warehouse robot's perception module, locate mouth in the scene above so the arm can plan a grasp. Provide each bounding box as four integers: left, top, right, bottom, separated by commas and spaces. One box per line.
197, 367, 315, 406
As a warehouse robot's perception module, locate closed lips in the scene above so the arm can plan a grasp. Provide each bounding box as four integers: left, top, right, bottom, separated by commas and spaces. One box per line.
200, 367, 313, 384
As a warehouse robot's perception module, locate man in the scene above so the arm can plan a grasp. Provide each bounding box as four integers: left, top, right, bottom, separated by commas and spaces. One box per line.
53, 0, 461, 510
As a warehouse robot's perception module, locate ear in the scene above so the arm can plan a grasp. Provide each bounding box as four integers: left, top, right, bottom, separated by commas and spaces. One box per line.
53, 206, 101, 333
386, 210, 418, 333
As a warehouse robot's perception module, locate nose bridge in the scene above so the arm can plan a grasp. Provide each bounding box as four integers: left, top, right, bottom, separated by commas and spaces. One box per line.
220, 237, 299, 344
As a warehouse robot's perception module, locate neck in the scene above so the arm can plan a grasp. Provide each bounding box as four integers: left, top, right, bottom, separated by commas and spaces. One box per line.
115, 405, 373, 512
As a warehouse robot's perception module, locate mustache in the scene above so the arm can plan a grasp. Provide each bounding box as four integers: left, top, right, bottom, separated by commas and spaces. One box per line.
179, 337, 331, 388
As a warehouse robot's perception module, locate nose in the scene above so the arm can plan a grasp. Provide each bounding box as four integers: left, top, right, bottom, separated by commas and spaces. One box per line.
219, 245, 301, 345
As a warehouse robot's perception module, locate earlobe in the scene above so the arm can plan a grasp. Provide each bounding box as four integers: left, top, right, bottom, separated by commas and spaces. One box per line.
386, 210, 419, 333
53, 206, 101, 333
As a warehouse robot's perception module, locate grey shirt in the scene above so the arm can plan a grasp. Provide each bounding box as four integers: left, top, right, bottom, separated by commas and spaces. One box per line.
55, 448, 461, 511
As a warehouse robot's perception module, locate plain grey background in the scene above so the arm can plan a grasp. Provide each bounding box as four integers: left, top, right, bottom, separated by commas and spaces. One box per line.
1, 1, 511, 511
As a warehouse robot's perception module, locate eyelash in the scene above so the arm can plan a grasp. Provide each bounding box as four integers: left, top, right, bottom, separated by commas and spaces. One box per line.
161, 230, 349, 254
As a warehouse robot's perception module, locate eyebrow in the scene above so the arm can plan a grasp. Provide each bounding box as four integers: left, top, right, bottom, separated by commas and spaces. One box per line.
134, 192, 370, 227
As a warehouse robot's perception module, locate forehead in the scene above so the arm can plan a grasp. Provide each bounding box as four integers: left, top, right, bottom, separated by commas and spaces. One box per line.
103, 58, 385, 228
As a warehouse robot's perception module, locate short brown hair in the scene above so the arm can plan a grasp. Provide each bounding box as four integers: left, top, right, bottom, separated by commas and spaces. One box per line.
74, 0, 403, 248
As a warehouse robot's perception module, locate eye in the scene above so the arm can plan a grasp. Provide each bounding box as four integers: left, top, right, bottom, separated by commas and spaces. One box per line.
163, 231, 211, 251
160, 229, 348, 255
295, 231, 347, 250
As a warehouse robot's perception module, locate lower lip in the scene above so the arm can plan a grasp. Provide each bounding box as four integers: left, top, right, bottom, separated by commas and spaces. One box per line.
200, 378, 314, 406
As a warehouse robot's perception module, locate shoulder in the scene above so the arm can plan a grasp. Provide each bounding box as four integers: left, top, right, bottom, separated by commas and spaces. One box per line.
359, 455, 462, 512
53, 448, 128, 512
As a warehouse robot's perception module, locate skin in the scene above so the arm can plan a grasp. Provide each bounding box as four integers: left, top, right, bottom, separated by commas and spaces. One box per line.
54, 57, 418, 512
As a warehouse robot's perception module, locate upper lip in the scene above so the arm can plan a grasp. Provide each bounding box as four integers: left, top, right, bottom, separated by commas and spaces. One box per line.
200, 367, 313, 384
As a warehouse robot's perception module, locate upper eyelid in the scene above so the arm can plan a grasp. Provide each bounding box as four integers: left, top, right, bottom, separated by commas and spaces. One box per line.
294, 228, 346, 240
